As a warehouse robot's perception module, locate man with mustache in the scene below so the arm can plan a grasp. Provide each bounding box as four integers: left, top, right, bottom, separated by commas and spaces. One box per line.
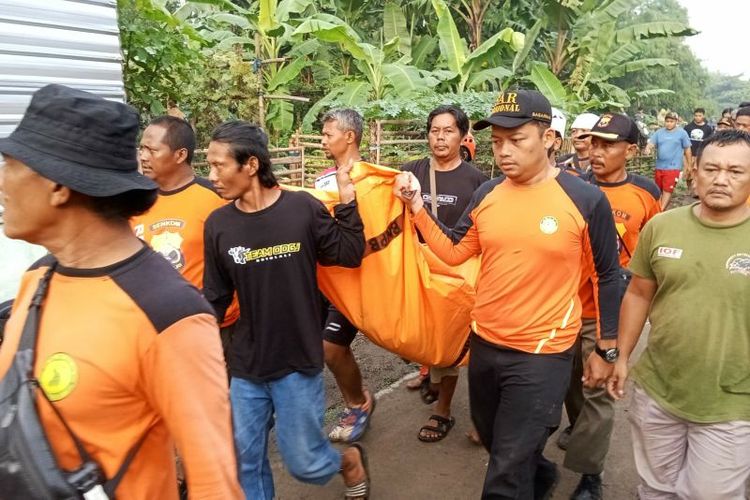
559, 113, 661, 500
609, 129, 750, 500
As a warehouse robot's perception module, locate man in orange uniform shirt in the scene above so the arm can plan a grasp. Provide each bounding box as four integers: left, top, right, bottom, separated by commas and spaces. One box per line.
0, 85, 241, 498
559, 113, 661, 500
394, 90, 621, 499
132, 116, 239, 343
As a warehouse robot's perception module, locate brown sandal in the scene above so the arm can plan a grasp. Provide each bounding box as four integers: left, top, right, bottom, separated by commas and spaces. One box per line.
417, 415, 455, 443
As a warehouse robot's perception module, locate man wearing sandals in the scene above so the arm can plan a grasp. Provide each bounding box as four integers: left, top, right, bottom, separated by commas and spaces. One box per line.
202, 121, 370, 499
401, 105, 487, 443
394, 90, 621, 499
317, 109, 377, 444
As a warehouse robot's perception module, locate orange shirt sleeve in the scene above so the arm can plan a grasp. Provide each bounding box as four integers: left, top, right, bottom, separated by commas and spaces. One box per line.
141, 313, 242, 499
413, 208, 481, 266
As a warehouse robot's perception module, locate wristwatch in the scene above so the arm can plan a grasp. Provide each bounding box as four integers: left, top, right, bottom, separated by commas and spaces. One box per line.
595, 345, 619, 363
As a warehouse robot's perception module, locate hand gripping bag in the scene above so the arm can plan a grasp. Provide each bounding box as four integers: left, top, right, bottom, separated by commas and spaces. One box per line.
291, 162, 479, 367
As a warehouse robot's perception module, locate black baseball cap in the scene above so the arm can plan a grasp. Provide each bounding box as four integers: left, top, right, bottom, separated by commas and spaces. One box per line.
473, 89, 552, 130
579, 113, 639, 144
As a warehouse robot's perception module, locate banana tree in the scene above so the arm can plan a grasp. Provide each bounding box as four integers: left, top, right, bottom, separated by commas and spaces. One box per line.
179, 0, 321, 140
294, 12, 439, 129
430, 0, 525, 93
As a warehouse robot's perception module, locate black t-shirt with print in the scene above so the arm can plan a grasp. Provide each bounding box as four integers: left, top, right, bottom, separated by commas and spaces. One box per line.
401, 158, 488, 228
203, 190, 365, 382
683, 122, 713, 156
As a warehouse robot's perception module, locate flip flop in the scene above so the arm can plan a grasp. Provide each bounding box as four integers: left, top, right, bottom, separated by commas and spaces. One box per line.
344, 443, 369, 500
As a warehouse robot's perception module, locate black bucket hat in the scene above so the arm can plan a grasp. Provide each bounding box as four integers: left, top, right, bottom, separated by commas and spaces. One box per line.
0, 84, 157, 197
473, 89, 553, 130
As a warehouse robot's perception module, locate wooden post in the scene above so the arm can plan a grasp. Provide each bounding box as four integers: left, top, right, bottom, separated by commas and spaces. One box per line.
301, 145, 306, 187
375, 120, 382, 165
255, 33, 265, 129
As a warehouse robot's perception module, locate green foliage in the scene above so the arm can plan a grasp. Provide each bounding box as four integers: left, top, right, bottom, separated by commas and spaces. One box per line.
119, 0, 711, 150
119, 0, 258, 146
119, 0, 203, 117
180, 49, 259, 145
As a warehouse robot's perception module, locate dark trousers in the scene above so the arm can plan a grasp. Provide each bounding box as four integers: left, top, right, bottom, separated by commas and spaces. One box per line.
468, 334, 574, 500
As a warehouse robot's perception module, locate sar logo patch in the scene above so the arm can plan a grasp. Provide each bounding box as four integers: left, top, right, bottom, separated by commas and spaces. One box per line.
40, 353, 78, 402
539, 216, 559, 235
726, 253, 750, 277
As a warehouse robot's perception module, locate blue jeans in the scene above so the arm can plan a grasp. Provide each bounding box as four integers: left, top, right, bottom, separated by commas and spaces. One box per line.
230, 372, 342, 500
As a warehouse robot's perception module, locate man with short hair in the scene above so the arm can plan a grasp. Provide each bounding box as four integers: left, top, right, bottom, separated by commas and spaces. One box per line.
401, 104, 487, 443
132, 116, 239, 333
394, 89, 621, 499
558, 112, 600, 174
558, 113, 661, 500
608, 129, 750, 500
684, 108, 713, 195
317, 109, 376, 444
0, 84, 242, 498
202, 120, 369, 500
645, 112, 692, 209
733, 106, 750, 132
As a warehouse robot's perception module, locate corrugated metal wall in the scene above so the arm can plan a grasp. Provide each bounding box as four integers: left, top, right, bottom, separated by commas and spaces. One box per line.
0, 0, 124, 138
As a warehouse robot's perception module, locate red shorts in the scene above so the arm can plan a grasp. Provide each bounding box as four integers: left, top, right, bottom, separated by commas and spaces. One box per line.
654, 169, 681, 193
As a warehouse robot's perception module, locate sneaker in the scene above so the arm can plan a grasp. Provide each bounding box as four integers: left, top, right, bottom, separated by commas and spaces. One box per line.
556, 424, 573, 450
328, 397, 376, 443
533, 458, 559, 500
570, 473, 603, 500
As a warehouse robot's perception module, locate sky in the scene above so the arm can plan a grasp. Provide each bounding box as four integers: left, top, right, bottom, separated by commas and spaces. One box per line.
677, 0, 750, 79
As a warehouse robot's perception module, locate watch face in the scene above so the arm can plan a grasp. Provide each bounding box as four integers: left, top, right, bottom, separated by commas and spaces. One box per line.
605, 348, 619, 363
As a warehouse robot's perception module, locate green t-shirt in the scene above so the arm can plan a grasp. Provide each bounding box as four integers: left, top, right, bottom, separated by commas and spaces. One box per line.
629, 204, 750, 423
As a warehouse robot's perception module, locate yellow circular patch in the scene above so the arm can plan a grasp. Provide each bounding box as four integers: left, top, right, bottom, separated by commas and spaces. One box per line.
539, 216, 559, 235
39, 353, 78, 402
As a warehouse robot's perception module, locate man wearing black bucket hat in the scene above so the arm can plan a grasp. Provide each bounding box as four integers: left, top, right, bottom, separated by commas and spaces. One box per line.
0, 85, 242, 498
394, 89, 621, 499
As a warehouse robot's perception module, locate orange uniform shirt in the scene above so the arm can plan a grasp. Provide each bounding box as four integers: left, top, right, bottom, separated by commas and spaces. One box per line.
131, 178, 239, 325
0, 250, 242, 499
579, 172, 661, 318
414, 172, 620, 354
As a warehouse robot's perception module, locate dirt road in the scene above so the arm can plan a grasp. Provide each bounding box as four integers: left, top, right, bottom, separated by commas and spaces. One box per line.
269, 332, 647, 499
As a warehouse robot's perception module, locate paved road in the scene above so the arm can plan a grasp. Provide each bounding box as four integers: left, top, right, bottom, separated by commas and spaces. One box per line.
267, 331, 650, 499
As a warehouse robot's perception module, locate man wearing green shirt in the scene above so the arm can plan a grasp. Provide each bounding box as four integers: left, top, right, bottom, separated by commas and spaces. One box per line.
608, 129, 750, 500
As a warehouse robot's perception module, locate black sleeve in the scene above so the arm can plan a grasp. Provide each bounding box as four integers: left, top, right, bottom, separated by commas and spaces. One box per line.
312, 198, 366, 268
586, 194, 621, 340
201, 217, 234, 322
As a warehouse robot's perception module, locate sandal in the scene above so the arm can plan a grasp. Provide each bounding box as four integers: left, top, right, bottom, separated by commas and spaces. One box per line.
329, 391, 376, 443
417, 414, 455, 443
419, 378, 439, 404
344, 443, 369, 499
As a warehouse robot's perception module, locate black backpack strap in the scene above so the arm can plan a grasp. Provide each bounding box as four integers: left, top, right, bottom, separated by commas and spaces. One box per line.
18, 265, 56, 352
103, 430, 150, 497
